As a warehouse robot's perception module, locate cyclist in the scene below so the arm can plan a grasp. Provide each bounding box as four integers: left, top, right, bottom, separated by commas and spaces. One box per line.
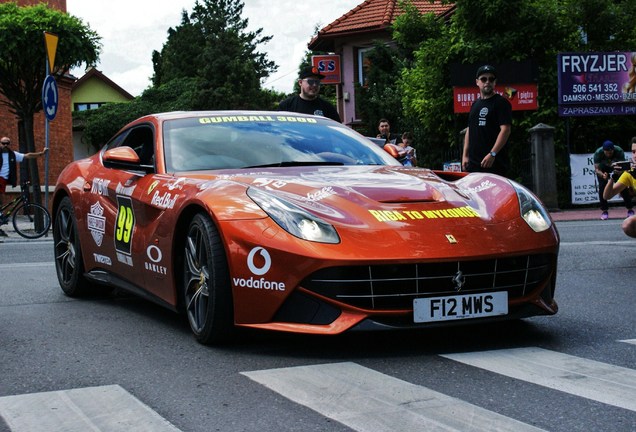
0, 136, 48, 236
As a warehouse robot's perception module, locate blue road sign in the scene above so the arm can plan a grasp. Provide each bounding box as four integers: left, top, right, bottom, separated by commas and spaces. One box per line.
42, 74, 58, 121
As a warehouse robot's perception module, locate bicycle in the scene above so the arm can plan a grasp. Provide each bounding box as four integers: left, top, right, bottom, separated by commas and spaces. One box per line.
0, 181, 51, 239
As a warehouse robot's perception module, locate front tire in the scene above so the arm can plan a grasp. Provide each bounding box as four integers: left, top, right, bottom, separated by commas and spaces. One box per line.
53, 197, 89, 296
183, 213, 233, 344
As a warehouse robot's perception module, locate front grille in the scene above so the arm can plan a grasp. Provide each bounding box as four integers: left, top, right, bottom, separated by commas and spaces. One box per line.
302, 254, 554, 310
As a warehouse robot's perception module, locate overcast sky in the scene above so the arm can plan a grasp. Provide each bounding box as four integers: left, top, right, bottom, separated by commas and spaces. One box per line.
65, 0, 361, 96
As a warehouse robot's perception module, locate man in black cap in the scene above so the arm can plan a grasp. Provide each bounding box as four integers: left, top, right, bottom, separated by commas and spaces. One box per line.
593, 139, 632, 220
462, 64, 512, 177
278, 66, 341, 122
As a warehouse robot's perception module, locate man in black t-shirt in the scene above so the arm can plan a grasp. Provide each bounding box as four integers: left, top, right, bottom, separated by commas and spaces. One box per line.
462, 65, 512, 177
278, 66, 341, 122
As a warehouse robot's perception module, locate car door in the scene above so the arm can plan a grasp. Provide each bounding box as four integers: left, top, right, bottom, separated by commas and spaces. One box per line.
83, 124, 156, 290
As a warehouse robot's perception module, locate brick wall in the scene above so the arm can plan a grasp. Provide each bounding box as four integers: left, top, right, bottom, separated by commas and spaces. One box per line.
0, 79, 72, 188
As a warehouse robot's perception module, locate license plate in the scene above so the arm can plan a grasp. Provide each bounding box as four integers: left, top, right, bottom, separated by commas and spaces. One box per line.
413, 291, 508, 323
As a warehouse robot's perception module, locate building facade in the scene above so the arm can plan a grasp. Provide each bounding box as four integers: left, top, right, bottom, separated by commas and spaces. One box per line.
71, 67, 134, 159
309, 0, 454, 127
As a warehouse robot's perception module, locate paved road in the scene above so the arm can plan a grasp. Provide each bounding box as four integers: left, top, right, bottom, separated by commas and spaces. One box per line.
0, 218, 634, 431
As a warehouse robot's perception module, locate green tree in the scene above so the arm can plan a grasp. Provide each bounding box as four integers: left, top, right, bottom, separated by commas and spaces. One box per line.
354, 43, 404, 138
0, 2, 99, 196
393, 0, 636, 204
79, 0, 286, 151
77, 78, 200, 151
355, 3, 444, 159
152, 0, 278, 110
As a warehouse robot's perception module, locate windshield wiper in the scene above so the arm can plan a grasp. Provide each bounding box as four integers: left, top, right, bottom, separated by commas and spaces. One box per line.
245, 161, 344, 168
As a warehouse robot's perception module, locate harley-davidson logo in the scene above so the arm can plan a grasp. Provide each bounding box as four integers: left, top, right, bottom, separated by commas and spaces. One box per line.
87, 201, 106, 246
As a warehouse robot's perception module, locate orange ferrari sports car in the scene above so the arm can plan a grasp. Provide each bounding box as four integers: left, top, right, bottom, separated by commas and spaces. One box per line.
52, 111, 559, 344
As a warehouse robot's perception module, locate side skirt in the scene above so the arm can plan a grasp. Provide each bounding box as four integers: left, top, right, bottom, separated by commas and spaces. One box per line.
84, 269, 178, 312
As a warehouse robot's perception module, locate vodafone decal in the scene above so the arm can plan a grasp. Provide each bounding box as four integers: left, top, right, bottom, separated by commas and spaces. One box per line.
233, 247, 286, 291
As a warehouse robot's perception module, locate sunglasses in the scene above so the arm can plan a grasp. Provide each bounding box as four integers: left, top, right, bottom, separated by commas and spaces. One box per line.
1, 141, 10, 145
478, 76, 496, 83
303, 79, 321, 86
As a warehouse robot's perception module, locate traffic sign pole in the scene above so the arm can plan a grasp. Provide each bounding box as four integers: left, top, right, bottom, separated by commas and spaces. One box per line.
43, 32, 58, 212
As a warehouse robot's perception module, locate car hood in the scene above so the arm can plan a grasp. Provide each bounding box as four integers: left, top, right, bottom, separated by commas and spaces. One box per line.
186, 165, 556, 259
199, 165, 521, 225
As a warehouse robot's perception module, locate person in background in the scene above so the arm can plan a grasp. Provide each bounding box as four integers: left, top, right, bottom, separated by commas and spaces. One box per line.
603, 137, 636, 236
399, 132, 418, 167
278, 66, 341, 122
594, 139, 632, 220
0, 136, 48, 236
376, 118, 401, 145
462, 64, 512, 177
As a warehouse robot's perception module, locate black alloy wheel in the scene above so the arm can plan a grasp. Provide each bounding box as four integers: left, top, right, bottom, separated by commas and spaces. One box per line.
183, 213, 233, 344
53, 197, 89, 296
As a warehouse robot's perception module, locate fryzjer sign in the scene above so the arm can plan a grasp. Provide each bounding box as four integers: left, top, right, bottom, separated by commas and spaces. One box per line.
558, 51, 636, 116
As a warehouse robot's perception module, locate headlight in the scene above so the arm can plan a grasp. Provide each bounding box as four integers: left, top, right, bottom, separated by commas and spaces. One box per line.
512, 182, 552, 232
247, 188, 340, 244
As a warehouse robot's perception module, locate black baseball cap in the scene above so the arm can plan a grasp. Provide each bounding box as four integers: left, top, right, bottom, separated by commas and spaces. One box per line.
476, 65, 497, 78
299, 66, 325, 80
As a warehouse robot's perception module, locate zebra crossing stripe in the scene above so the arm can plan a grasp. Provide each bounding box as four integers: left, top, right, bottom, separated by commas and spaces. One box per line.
442, 347, 636, 412
0, 385, 181, 432
242, 362, 546, 432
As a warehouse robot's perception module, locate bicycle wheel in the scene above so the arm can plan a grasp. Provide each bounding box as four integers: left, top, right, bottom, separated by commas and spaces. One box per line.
12, 203, 51, 239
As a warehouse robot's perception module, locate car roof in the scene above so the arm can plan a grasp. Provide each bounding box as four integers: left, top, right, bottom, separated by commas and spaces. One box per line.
141, 110, 326, 122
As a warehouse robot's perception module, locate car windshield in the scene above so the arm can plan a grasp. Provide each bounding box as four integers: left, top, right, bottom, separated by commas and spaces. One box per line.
162, 114, 400, 172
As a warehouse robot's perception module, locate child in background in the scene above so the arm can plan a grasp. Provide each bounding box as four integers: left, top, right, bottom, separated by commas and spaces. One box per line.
399, 132, 418, 167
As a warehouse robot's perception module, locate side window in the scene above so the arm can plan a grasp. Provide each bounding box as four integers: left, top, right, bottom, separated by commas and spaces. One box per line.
121, 126, 156, 167
104, 131, 129, 151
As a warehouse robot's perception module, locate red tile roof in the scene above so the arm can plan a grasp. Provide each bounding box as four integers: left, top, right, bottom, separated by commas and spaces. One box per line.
309, 0, 454, 50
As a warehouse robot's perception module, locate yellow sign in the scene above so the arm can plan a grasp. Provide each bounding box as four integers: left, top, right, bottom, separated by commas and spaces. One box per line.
43, 32, 58, 72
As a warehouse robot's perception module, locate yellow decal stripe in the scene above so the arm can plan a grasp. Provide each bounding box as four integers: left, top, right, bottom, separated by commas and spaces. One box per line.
369, 206, 479, 222
199, 116, 318, 124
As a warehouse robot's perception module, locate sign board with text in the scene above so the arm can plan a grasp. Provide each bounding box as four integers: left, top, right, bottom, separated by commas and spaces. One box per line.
558, 51, 636, 116
569, 153, 622, 204
311, 55, 341, 85
453, 83, 538, 113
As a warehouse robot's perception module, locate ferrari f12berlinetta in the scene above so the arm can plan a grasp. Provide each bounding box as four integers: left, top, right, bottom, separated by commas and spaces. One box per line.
53, 111, 559, 344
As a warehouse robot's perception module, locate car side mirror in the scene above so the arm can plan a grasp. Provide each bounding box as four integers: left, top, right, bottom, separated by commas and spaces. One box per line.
383, 143, 405, 159
103, 146, 154, 174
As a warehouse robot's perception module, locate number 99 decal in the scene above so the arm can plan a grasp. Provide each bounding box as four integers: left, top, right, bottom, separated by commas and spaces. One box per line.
115, 196, 135, 255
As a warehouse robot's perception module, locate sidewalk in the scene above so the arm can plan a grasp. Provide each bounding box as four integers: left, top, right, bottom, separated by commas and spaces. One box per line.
0, 214, 53, 243
549, 207, 632, 222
